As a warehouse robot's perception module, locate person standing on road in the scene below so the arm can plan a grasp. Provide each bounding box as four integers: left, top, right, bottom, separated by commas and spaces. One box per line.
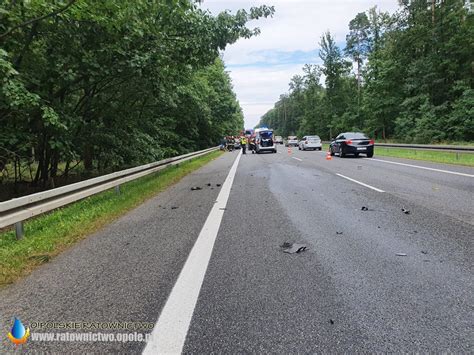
249, 136, 256, 154
240, 136, 248, 154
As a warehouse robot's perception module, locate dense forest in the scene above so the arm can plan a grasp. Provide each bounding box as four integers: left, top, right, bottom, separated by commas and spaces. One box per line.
0, 0, 273, 190
259, 0, 473, 143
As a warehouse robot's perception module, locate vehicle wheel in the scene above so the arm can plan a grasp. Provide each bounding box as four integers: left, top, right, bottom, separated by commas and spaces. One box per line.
273, 150, 277, 153
366, 152, 374, 158
330, 147, 335, 156
319, 147, 322, 151
298, 146, 301, 150
339, 148, 345, 158
354, 153, 359, 158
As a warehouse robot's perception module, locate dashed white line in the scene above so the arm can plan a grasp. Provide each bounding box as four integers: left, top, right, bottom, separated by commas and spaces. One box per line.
143, 151, 242, 355
366, 158, 474, 178
292, 157, 303, 161
336, 173, 385, 193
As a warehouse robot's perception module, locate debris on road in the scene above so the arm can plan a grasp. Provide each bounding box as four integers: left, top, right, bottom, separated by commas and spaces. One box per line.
171, 206, 178, 210
336, 231, 343, 235
396, 253, 407, 256
216, 183, 221, 187
401, 208, 411, 214
207, 183, 211, 186
282, 243, 308, 254
329, 319, 335, 325
421, 250, 428, 254
191, 186, 202, 191
280, 242, 292, 248
361, 206, 369, 211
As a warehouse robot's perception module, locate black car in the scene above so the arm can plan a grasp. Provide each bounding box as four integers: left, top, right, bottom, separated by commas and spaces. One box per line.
329, 132, 374, 158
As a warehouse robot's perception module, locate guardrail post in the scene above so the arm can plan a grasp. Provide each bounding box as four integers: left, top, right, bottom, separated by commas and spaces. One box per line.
15, 221, 24, 240
456, 152, 459, 160
115, 185, 121, 195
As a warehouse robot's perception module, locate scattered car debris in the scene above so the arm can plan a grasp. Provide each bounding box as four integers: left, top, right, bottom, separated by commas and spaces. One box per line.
421, 250, 428, 254
207, 183, 211, 186
171, 206, 178, 210
377, 226, 381, 229
191, 186, 202, 191
336, 231, 343, 235
329, 319, 335, 325
124, 242, 130, 246
401, 208, 411, 214
283, 243, 308, 254
361, 206, 369, 211
396, 253, 407, 256
216, 183, 221, 187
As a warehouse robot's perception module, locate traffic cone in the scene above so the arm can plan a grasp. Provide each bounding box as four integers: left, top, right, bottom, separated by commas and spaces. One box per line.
326, 150, 332, 160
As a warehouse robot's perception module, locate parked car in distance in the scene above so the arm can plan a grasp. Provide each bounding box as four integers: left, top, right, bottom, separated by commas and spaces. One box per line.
285, 136, 298, 147
255, 128, 277, 153
299, 135, 322, 151
274, 136, 284, 144
329, 132, 374, 158
234, 137, 241, 150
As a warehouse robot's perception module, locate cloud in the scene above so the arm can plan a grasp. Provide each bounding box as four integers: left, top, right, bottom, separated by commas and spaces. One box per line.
201, 0, 400, 128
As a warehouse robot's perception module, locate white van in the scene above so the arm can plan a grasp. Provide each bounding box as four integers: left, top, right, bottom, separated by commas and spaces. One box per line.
255, 128, 277, 154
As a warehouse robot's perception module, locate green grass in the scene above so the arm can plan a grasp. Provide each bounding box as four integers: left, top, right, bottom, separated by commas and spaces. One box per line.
0, 151, 222, 286
321, 143, 473, 166
374, 147, 474, 167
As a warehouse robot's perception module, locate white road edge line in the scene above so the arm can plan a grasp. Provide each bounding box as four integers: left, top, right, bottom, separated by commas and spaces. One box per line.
142, 151, 242, 355
366, 158, 474, 178
292, 157, 303, 161
336, 173, 385, 193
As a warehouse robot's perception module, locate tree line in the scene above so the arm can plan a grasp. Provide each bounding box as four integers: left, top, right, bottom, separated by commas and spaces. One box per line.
259, 0, 473, 143
0, 0, 274, 189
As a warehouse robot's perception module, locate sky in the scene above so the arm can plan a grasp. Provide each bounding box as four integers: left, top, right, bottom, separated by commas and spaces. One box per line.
201, 0, 400, 129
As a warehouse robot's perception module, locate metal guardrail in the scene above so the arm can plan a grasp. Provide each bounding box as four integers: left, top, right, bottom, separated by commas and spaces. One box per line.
374, 143, 474, 153
0, 147, 219, 238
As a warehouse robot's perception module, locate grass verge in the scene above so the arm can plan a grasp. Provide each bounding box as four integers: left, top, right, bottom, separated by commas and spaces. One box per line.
374, 147, 474, 167
0, 150, 223, 286
321, 144, 473, 167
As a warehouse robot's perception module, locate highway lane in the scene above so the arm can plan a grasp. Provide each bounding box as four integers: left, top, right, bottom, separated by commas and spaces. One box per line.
0, 149, 472, 353
286, 148, 474, 225
0, 153, 237, 353
183, 149, 473, 352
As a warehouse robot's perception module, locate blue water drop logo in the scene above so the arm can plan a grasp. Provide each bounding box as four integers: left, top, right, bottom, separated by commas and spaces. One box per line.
7, 317, 30, 345
11, 318, 26, 338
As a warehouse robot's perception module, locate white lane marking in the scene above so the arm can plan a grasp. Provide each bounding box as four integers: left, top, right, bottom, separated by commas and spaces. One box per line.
143, 151, 242, 355
366, 158, 474, 178
336, 173, 385, 193
292, 157, 303, 161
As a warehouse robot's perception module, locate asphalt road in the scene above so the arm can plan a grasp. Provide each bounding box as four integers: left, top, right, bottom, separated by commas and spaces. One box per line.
0, 147, 472, 353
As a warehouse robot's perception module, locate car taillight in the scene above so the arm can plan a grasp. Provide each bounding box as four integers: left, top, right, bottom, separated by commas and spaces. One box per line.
346, 140, 353, 145
369, 139, 375, 145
